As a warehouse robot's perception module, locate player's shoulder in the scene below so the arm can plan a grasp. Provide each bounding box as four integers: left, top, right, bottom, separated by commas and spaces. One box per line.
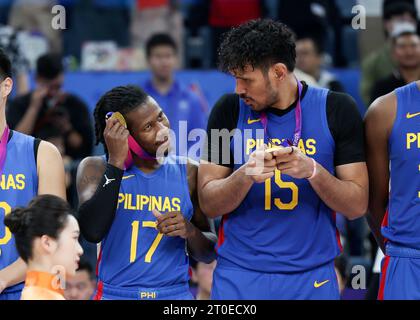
205, 93, 240, 133
327, 90, 358, 111
77, 155, 107, 175
37, 140, 61, 163
168, 155, 198, 172
209, 93, 239, 120
185, 157, 199, 195
10, 129, 35, 143
214, 93, 239, 109
364, 91, 397, 123
186, 157, 199, 171
326, 90, 361, 124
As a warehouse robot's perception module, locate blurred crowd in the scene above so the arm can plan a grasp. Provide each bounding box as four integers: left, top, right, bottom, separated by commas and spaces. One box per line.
1, 0, 419, 300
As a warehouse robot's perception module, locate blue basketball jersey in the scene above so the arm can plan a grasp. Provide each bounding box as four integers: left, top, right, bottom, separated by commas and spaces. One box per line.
216, 86, 342, 273
96, 155, 194, 289
0, 131, 38, 294
382, 82, 420, 248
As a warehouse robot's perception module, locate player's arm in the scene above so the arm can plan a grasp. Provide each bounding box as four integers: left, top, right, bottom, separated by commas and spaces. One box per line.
76, 118, 129, 243
153, 160, 217, 263
0, 141, 66, 292
274, 92, 368, 219
197, 94, 275, 218
37, 140, 66, 198
364, 93, 396, 252
0, 258, 27, 294
186, 160, 217, 262
307, 160, 368, 220
198, 155, 275, 218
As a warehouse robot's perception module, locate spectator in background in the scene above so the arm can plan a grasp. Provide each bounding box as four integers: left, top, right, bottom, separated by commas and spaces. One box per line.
131, 0, 183, 65
296, 36, 344, 92
370, 23, 420, 103
209, 0, 262, 67
64, 258, 96, 300
143, 33, 207, 160
360, 1, 418, 106
62, 0, 132, 62
0, 0, 12, 25
0, 24, 30, 96
190, 260, 216, 300
7, 53, 93, 160
8, 0, 62, 53
277, 0, 345, 67
37, 124, 77, 205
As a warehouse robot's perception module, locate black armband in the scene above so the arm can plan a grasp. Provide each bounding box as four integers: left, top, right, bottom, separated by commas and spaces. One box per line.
78, 163, 124, 243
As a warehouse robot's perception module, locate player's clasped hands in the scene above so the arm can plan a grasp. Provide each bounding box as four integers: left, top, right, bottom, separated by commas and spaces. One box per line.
271, 146, 314, 179
152, 209, 194, 239
244, 144, 277, 183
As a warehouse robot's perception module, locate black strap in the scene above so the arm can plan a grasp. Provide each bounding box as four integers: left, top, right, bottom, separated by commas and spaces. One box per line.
34, 138, 42, 167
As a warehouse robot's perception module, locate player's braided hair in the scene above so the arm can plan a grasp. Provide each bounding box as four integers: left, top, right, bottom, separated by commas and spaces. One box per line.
93, 85, 149, 152
218, 19, 296, 73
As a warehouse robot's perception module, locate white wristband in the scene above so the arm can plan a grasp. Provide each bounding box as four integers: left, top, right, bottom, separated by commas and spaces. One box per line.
307, 158, 317, 180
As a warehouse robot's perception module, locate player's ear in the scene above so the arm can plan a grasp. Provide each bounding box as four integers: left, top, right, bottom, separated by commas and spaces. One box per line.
271, 63, 287, 81
0, 77, 13, 99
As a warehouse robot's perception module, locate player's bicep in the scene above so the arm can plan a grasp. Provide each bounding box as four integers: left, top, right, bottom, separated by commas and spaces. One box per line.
76, 157, 106, 205
335, 162, 368, 189
37, 141, 66, 199
329, 92, 365, 166
364, 96, 394, 213
187, 160, 216, 233
197, 162, 232, 191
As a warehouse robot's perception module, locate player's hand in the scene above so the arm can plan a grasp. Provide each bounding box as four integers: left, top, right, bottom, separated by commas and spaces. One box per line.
244, 144, 277, 183
153, 209, 195, 240
272, 146, 315, 179
104, 117, 129, 169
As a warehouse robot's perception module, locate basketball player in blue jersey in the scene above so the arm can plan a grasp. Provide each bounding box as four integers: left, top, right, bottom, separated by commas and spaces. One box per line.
198, 19, 369, 300
0, 49, 66, 300
76, 85, 216, 300
365, 80, 420, 300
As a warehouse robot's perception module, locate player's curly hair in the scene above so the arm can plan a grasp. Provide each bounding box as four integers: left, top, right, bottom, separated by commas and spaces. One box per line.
218, 19, 296, 74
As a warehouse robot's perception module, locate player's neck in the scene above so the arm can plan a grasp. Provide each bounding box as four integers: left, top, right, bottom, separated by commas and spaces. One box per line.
399, 65, 420, 84
271, 74, 299, 110
132, 156, 162, 173
196, 289, 211, 300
